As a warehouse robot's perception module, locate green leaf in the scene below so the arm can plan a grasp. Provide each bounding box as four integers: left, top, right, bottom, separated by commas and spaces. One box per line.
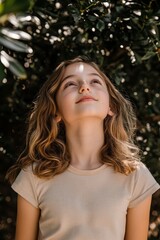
88, 15, 97, 22
0, 50, 27, 79
72, 13, 81, 24
96, 19, 105, 32
0, 0, 35, 17
134, 52, 142, 64
68, 4, 80, 15
141, 51, 156, 61
68, 4, 81, 23
0, 28, 32, 40
0, 34, 33, 53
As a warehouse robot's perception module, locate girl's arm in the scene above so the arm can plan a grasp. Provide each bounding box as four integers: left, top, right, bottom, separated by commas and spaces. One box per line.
15, 195, 40, 240
124, 196, 152, 240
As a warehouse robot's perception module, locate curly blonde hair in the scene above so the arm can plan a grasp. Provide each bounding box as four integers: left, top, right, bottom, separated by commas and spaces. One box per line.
7, 56, 140, 183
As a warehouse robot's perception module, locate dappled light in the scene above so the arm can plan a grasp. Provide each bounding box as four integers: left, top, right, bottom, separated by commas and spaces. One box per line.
0, 0, 160, 239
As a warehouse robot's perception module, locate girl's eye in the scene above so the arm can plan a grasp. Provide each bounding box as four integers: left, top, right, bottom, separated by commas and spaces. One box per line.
64, 82, 77, 89
91, 79, 102, 85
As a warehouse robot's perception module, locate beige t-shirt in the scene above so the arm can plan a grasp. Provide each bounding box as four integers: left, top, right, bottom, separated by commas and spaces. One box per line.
12, 162, 159, 240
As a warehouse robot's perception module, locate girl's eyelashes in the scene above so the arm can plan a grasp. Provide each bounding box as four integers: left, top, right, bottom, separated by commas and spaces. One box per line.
91, 79, 102, 85
63, 81, 77, 89
63, 78, 102, 89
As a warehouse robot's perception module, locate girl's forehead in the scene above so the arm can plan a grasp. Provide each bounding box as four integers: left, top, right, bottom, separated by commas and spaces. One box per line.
64, 62, 99, 75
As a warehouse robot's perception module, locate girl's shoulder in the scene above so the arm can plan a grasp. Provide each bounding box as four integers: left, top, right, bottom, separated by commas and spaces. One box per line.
11, 164, 40, 208
127, 161, 160, 208
130, 161, 155, 179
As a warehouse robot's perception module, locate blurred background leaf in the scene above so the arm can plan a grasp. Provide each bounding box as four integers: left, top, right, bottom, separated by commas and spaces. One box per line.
0, 0, 35, 17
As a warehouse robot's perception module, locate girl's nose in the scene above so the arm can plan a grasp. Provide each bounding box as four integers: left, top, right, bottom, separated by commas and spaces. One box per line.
79, 83, 90, 93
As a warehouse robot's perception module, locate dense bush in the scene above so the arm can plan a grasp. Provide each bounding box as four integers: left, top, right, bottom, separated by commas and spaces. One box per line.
0, 0, 160, 239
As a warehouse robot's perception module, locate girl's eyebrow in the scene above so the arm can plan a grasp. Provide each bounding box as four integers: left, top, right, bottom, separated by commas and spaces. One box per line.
89, 73, 103, 79
61, 73, 103, 83
61, 74, 75, 83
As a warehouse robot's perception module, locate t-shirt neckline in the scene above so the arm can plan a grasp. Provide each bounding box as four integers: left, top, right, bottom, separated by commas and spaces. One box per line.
67, 164, 107, 176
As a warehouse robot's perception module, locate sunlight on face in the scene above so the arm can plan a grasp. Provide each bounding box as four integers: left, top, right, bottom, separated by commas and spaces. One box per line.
78, 64, 84, 72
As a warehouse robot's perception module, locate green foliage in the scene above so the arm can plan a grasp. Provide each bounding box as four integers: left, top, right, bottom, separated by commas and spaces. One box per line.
0, 0, 35, 78
0, 0, 35, 16
0, 0, 160, 239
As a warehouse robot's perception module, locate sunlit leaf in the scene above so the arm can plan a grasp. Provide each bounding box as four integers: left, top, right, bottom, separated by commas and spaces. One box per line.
0, 50, 27, 79
0, 34, 33, 53
0, 28, 32, 40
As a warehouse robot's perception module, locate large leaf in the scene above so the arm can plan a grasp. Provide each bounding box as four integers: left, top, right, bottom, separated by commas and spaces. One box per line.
0, 0, 35, 17
0, 28, 32, 40
0, 34, 33, 53
0, 50, 27, 79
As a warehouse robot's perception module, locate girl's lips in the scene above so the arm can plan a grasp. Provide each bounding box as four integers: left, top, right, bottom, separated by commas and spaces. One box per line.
76, 96, 97, 103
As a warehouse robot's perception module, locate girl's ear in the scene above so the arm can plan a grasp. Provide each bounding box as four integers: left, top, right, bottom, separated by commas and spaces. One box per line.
108, 108, 114, 116
55, 113, 62, 122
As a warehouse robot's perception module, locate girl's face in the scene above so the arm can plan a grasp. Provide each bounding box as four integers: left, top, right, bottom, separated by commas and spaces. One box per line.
56, 62, 113, 125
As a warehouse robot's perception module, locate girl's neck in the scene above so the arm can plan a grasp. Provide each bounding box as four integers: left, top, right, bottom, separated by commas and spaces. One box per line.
65, 119, 104, 170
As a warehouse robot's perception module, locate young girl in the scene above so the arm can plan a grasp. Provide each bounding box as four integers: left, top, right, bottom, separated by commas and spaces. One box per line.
7, 56, 159, 240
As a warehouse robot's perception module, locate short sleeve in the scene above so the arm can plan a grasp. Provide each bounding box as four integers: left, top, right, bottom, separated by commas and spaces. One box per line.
128, 162, 160, 208
12, 166, 39, 208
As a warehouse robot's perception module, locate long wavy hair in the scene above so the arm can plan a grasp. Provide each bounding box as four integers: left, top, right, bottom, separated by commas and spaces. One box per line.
7, 56, 141, 183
